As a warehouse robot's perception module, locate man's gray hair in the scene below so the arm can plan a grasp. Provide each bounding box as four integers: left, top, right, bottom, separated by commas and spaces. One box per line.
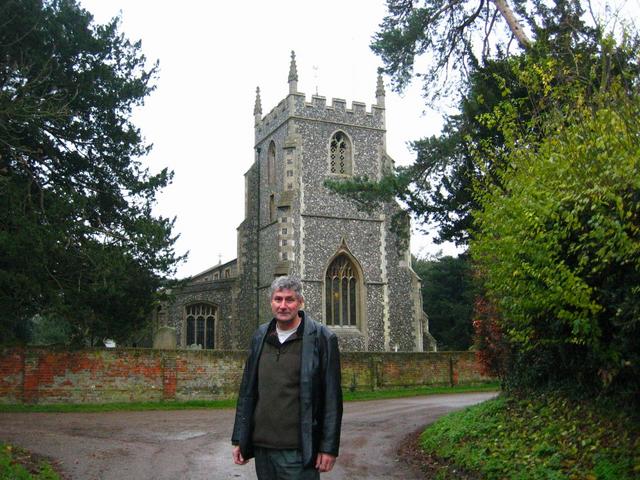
270, 275, 304, 299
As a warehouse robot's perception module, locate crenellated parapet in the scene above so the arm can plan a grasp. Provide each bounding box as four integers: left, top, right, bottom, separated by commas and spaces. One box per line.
255, 92, 385, 144
254, 50, 386, 144
295, 94, 385, 128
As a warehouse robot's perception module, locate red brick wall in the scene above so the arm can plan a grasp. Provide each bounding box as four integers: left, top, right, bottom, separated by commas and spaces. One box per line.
172, 350, 245, 401
341, 352, 489, 391
0, 347, 492, 405
0, 348, 23, 403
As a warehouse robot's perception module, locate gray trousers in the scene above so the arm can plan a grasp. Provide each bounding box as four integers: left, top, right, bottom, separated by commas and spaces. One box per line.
254, 447, 320, 480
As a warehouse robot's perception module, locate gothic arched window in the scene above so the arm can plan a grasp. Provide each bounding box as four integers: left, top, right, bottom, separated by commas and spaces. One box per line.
325, 254, 358, 327
267, 141, 276, 185
329, 131, 352, 175
185, 303, 216, 349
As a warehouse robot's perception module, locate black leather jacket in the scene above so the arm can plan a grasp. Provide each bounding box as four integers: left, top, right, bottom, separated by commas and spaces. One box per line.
231, 311, 343, 467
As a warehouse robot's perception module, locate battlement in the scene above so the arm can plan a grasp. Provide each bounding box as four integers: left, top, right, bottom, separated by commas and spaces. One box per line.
256, 91, 385, 143
254, 51, 386, 144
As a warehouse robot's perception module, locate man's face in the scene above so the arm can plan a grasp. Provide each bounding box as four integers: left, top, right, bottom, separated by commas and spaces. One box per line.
271, 288, 303, 324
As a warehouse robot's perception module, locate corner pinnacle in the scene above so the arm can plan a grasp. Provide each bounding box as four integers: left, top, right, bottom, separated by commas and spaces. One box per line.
288, 50, 298, 94
254, 86, 262, 116
376, 72, 385, 107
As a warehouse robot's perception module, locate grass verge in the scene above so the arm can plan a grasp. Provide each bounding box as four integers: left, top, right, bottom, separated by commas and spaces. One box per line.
343, 382, 499, 402
418, 392, 640, 479
0, 444, 60, 480
0, 383, 498, 413
0, 398, 237, 413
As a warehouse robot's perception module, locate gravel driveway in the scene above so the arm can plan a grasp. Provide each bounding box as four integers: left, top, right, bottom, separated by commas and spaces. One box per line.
0, 392, 496, 479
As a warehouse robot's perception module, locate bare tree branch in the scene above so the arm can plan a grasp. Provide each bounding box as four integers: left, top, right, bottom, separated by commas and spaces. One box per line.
490, 0, 531, 48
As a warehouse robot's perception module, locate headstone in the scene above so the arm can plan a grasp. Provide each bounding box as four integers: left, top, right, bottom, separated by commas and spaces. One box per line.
153, 326, 177, 350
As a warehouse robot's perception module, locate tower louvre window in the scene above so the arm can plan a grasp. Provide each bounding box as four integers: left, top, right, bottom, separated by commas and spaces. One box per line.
267, 141, 276, 185
269, 194, 275, 222
329, 131, 352, 175
325, 254, 358, 327
185, 303, 216, 349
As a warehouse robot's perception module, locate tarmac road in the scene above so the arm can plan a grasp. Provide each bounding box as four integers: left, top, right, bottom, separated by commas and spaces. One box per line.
0, 392, 496, 479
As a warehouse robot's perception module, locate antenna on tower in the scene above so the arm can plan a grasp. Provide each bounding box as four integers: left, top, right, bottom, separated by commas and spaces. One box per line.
312, 65, 319, 95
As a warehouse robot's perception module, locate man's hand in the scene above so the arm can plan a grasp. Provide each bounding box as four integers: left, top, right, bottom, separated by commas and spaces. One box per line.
315, 452, 336, 472
232, 446, 249, 465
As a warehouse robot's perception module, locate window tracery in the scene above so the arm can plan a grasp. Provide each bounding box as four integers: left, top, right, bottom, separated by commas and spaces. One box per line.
325, 254, 358, 327
185, 303, 216, 349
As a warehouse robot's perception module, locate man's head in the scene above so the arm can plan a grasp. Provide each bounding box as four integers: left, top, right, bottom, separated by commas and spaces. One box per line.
270, 276, 304, 326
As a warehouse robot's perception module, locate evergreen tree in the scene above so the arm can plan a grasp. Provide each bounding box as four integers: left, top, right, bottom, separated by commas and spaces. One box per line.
327, 0, 638, 245
329, 0, 640, 400
0, 0, 183, 345
413, 255, 475, 350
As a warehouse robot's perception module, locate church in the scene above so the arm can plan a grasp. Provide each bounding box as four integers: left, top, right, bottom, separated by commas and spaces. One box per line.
154, 52, 436, 352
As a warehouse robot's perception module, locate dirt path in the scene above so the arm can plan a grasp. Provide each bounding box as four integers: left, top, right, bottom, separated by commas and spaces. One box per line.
0, 392, 496, 479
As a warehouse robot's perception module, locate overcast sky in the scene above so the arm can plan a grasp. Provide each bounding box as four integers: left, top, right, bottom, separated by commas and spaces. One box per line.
76, 0, 460, 277
77, 0, 638, 279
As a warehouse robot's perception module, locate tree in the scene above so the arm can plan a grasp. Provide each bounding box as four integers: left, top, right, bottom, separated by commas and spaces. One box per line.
0, 0, 183, 345
328, 57, 528, 245
328, 1, 640, 402
371, 0, 616, 104
372, 0, 532, 104
413, 254, 475, 350
28, 314, 73, 345
328, 1, 638, 246
472, 82, 640, 400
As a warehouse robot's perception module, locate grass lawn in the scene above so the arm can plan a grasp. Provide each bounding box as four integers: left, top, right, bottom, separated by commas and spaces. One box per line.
418, 392, 640, 479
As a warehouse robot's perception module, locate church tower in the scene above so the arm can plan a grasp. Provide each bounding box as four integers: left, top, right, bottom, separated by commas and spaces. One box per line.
236, 52, 431, 351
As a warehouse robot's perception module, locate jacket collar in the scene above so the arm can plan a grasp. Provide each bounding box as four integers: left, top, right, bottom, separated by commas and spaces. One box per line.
267, 310, 308, 336
300, 310, 317, 336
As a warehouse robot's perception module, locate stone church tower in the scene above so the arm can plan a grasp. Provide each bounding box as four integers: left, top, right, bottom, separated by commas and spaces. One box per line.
156, 52, 435, 352
234, 51, 430, 351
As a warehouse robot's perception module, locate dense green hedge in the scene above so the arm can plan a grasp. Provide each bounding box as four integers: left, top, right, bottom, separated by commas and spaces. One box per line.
472, 80, 640, 402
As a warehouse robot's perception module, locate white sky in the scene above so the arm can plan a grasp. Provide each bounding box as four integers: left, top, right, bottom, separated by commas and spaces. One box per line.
77, 1, 639, 279
76, 0, 461, 278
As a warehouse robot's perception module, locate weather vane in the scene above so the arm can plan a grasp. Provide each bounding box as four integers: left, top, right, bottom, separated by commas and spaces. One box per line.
312, 65, 319, 95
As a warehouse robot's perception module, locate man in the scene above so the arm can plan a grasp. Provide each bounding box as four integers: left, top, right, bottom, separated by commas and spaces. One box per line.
231, 276, 342, 479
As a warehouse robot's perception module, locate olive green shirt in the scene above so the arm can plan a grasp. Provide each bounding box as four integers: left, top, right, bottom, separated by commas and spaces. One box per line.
252, 322, 303, 449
